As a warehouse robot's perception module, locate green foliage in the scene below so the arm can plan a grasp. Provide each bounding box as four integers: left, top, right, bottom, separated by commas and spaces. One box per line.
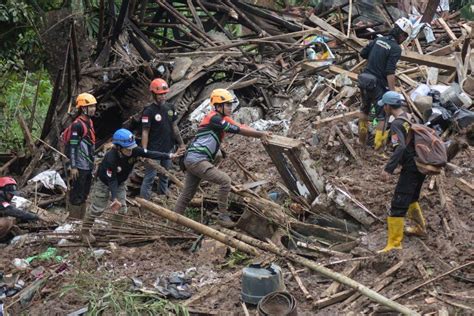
460, 1, 474, 20
0, 1, 45, 74
60, 268, 189, 316
0, 70, 52, 152
220, 250, 249, 268
184, 207, 201, 221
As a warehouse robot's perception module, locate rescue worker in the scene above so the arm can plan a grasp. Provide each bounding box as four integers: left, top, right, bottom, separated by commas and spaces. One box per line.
140, 78, 184, 199
378, 91, 427, 253
358, 18, 413, 149
81, 129, 183, 243
67, 93, 97, 219
174, 89, 270, 227
0, 177, 39, 241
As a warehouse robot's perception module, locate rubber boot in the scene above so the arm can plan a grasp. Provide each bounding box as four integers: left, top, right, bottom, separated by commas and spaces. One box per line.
358, 119, 369, 146
81, 213, 96, 244
378, 217, 404, 253
406, 202, 426, 236
374, 130, 389, 151
68, 204, 84, 220
216, 211, 236, 228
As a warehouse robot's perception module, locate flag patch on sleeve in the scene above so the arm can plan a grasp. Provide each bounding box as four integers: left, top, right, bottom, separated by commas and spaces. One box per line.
142, 116, 149, 123
106, 169, 113, 177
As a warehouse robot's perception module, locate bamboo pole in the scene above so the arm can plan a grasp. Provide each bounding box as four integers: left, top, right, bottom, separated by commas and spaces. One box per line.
136, 198, 259, 256
136, 198, 418, 315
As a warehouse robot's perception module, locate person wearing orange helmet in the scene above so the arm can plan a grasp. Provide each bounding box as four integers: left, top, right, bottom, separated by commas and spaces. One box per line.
66, 93, 97, 219
140, 78, 184, 199
0, 177, 39, 241
174, 89, 269, 227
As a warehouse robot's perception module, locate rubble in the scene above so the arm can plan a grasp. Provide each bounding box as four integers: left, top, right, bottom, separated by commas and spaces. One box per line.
0, 0, 473, 314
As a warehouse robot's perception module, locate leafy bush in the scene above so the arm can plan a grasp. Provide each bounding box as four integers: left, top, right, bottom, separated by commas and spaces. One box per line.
0, 70, 52, 152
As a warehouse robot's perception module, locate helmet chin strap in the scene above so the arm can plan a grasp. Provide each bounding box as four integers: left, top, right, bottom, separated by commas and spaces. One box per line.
216, 105, 226, 116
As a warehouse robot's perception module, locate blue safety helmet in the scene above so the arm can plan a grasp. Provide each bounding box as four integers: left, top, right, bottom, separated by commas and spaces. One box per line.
112, 128, 137, 149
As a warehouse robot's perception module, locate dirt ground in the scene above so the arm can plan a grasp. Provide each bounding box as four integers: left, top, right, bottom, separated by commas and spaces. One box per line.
1, 112, 473, 315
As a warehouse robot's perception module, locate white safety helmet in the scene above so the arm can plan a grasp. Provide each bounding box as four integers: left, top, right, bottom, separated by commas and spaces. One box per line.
395, 17, 413, 37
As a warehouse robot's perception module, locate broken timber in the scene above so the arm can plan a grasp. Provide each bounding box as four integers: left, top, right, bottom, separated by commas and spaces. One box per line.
262, 135, 324, 204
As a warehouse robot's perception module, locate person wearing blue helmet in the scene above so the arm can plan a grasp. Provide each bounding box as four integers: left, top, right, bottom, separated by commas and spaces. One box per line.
80, 128, 184, 243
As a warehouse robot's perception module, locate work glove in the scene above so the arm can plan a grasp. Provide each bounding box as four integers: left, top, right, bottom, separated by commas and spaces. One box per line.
70, 168, 79, 181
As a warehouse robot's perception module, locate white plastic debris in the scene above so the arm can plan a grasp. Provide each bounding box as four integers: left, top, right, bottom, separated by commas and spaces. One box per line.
28, 170, 67, 190
12, 258, 29, 270
54, 223, 74, 234
250, 119, 290, 133
11, 196, 33, 210
410, 84, 431, 101
93, 249, 111, 259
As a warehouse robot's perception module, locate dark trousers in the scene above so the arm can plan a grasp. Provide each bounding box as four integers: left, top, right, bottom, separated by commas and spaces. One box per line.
69, 169, 92, 205
390, 167, 426, 217
360, 83, 386, 120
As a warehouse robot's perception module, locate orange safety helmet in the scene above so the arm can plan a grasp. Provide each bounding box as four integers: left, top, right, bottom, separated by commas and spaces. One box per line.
210, 89, 236, 106
149, 78, 170, 95
76, 93, 97, 108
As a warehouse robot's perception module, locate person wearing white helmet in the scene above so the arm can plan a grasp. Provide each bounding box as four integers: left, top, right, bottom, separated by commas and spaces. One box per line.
357, 17, 413, 150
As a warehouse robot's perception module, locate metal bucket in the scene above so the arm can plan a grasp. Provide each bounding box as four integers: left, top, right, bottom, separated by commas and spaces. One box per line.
257, 291, 298, 316
241, 263, 286, 305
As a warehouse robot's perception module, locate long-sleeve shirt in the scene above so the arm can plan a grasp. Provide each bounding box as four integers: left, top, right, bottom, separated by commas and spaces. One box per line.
97, 147, 171, 200
360, 36, 401, 89
385, 113, 417, 173
0, 194, 39, 222
68, 116, 95, 170
185, 111, 242, 164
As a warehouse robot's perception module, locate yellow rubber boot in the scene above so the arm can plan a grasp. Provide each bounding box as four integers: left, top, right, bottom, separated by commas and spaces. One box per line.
406, 202, 426, 236
378, 217, 404, 253
358, 119, 369, 146
374, 130, 389, 150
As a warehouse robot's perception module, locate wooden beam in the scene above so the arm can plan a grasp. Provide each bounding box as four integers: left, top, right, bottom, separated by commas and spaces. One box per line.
17, 113, 35, 155
455, 178, 474, 197
328, 65, 358, 81
421, 0, 441, 23
400, 51, 457, 70
313, 290, 354, 309
312, 111, 360, 128
308, 14, 365, 48
438, 18, 457, 41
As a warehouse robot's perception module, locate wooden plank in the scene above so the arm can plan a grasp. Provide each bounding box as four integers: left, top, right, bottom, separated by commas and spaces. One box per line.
313, 290, 354, 309
312, 111, 359, 128
287, 262, 313, 300
400, 51, 457, 70
343, 261, 404, 307
400, 89, 423, 120
308, 14, 365, 48
322, 262, 360, 298
328, 65, 359, 81
455, 178, 474, 197
438, 18, 457, 41
335, 126, 361, 165
185, 54, 224, 80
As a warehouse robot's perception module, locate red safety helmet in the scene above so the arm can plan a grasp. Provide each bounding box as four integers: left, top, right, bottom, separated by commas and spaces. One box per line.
0, 177, 17, 189
149, 78, 170, 95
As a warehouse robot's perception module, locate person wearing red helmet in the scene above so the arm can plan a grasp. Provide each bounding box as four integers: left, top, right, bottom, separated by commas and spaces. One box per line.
140, 78, 184, 199
0, 177, 39, 241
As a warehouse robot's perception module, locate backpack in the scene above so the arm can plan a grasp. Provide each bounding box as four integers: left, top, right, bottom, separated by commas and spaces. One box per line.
397, 117, 448, 175
59, 117, 95, 154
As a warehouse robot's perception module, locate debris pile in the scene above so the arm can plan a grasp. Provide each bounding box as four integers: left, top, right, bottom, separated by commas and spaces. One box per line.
1, 0, 473, 315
